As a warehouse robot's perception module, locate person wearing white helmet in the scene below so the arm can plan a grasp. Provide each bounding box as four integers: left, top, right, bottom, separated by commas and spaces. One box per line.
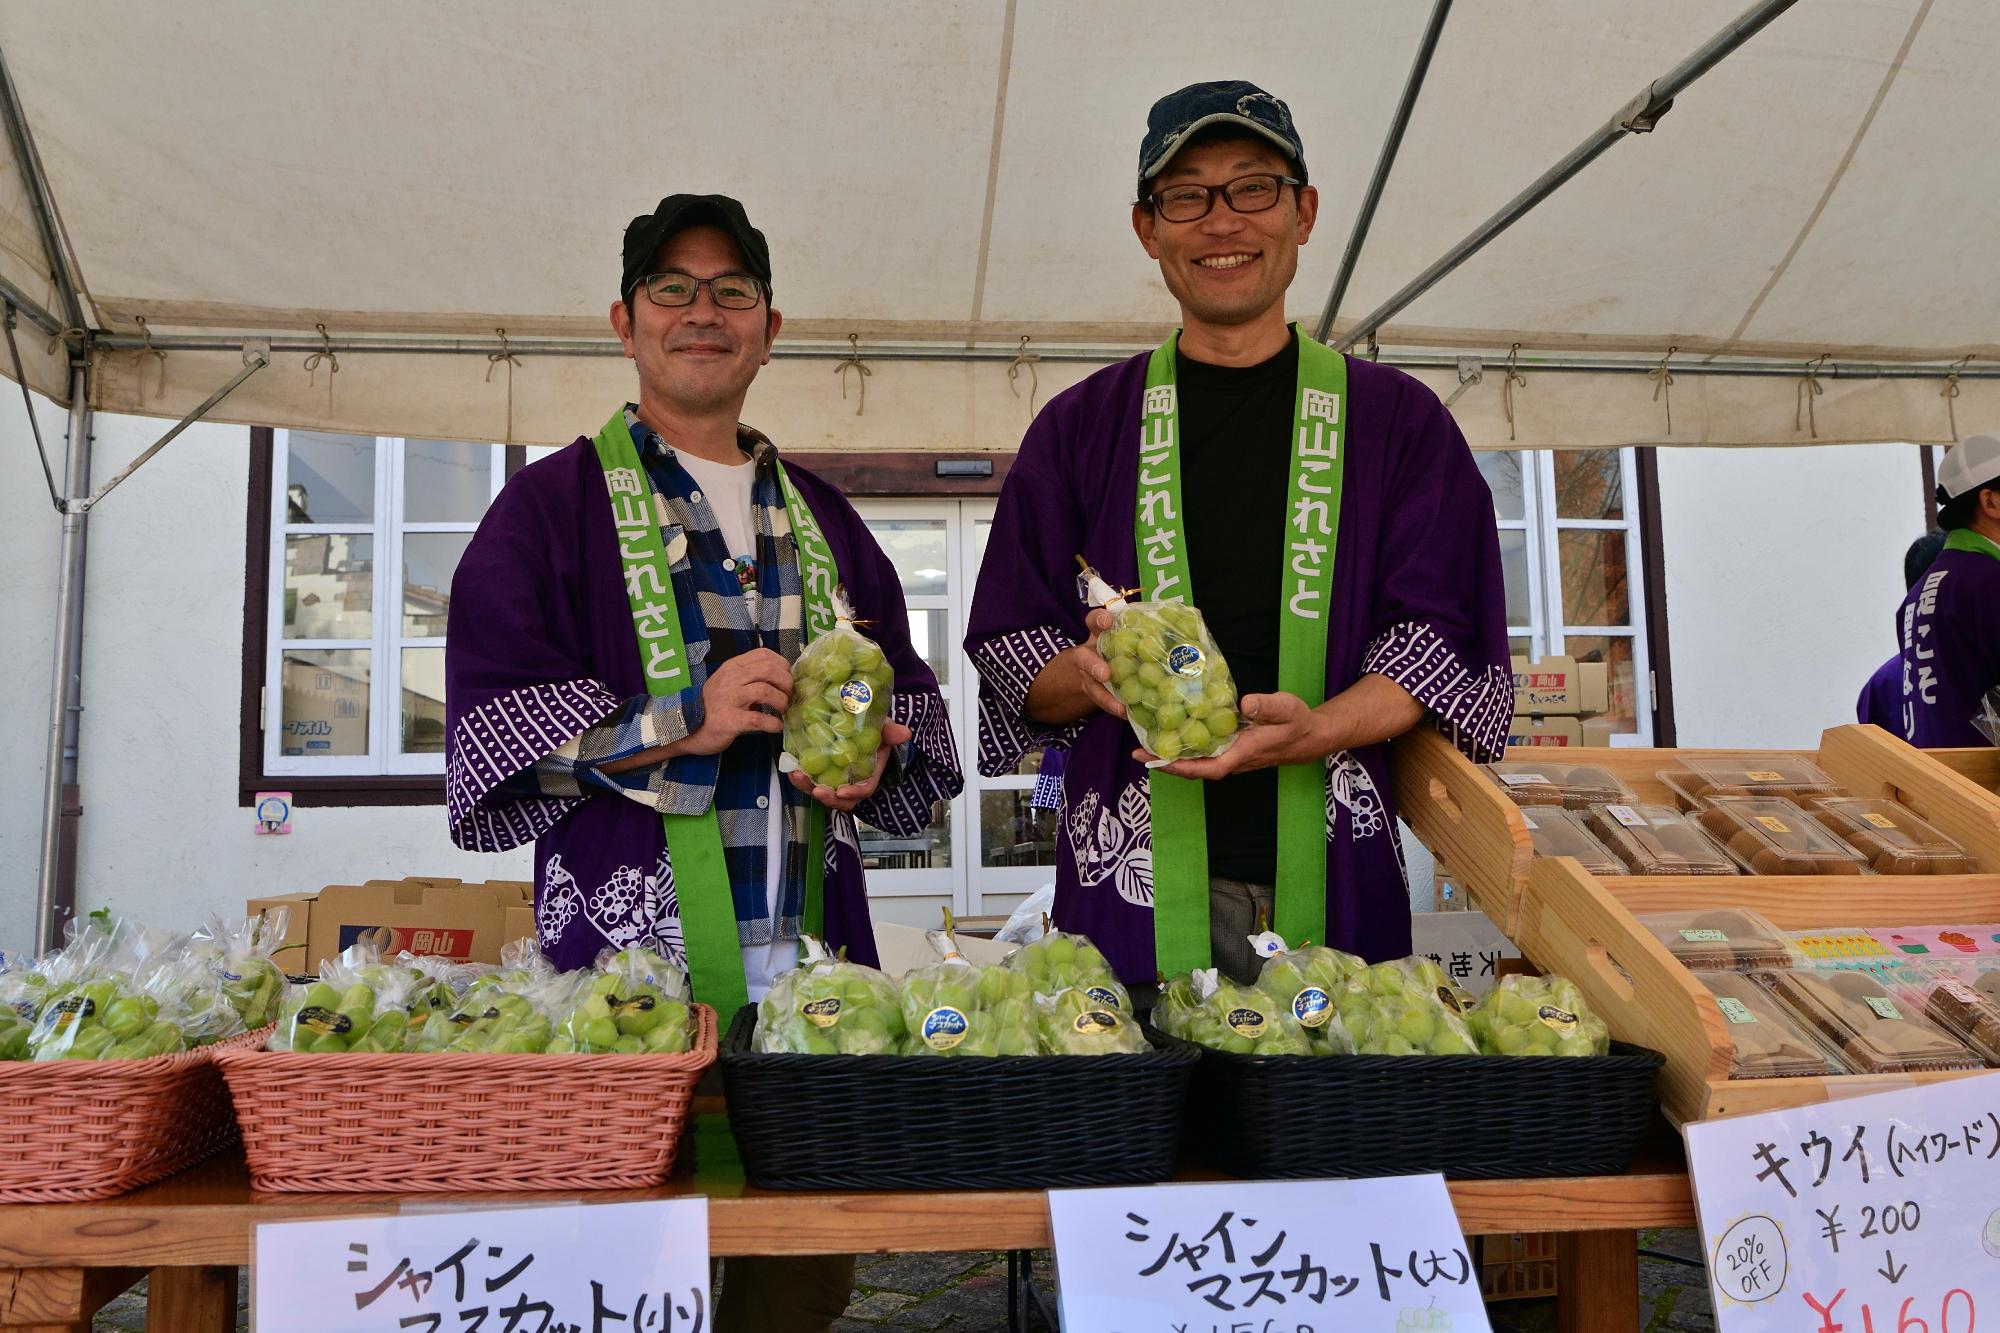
1894, 435, 2000, 747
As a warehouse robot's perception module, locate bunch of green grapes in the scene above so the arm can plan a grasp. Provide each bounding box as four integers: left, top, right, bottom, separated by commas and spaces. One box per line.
1096, 602, 1238, 761
755, 958, 904, 1054
784, 627, 896, 788
549, 963, 692, 1055
1253, 945, 1367, 1052
1034, 987, 1150, 1055
899, 962, 1038, 1056
1006, 931, 1128, 1010
1157, 976, 1314, 1056
29, 979, 184, 1061
1467, 974, 1609, 1057
1335, 960, 1479, 1056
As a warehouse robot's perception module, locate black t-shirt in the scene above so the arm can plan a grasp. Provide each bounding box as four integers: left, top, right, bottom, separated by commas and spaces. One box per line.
1175, 330, 1299, 884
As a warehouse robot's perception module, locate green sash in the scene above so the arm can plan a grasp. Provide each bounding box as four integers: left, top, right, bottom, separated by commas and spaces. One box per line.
1135, 329, 1348, 970
591, 409, 841, 1014
1945, 527, 2000, 563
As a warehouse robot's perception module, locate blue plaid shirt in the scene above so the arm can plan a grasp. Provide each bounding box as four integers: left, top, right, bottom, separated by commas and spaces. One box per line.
503, 408, 819, 943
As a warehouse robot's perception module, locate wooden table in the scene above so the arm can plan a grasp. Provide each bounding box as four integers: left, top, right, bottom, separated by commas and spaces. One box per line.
0, 1117, 1695, 1332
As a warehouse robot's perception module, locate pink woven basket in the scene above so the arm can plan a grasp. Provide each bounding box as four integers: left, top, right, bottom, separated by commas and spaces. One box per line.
0, 1025, 272, 1203
214, 1003, 717, 1192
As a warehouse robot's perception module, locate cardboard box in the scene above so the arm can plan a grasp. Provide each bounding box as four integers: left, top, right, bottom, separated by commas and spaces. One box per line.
247, 879, 537, 976
1510, 655, 1608, 717
871, 921, 1016, 977
1507, 715, 1584, 747
1409, 909, 1521, 1000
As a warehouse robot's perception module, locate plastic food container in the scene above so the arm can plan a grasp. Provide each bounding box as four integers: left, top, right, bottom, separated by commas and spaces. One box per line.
1756, 968, 1982, 1075
1483, 762, 1635, 811
1807, 796, 1979, 875
1692, 971, 1841, 1079
1694, 798, 1869, 876
1903, 963, 2000, 1066
1518, 808, 1627, 877
1657, 757, 1844, 811
1583, 803, 1738, 876
1634, 907, 1799, 971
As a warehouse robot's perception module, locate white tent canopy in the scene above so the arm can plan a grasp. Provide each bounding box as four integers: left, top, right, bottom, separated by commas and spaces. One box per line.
3, 0, 1998, 451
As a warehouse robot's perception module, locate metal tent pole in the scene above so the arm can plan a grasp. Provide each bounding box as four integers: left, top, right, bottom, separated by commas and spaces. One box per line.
1335, 0, 1800, 353
1314, 0, 1451, 342
36, 366, 90, 952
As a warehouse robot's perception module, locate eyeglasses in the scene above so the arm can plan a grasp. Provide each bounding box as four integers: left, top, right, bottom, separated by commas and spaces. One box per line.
632, 270, 768, 310
1147, 173, 1300, 224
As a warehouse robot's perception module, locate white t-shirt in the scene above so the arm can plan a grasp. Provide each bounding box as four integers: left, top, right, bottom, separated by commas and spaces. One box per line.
677, 451, 793, 1002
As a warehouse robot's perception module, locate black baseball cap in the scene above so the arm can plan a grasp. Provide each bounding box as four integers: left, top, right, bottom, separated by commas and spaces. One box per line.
621, 193, 773, 298
1137, 80, 1307, 198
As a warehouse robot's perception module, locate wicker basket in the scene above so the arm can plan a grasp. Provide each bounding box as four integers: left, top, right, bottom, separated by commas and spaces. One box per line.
214, 1004, 716, 1193
0, 1025, 271, 1203
719, 1004, 1199, 1190
1151, 1026, 1665, 1180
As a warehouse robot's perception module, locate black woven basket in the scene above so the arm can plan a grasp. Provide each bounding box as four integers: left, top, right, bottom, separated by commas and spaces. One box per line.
1150, 1025, 1664, 1180
720, 1004, 1199, 1190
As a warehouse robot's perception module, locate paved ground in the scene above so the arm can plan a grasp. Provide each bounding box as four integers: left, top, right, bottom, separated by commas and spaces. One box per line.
90, 1230, 1718, 1330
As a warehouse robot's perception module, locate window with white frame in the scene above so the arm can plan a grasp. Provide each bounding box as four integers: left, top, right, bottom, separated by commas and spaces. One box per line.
263, 431, 506, 775
1476, 447, 1654, 741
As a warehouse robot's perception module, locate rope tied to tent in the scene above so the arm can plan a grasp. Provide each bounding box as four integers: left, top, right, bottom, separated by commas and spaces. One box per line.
1944, 355, 1973, 441
1649, 346, 1678, 436
45, 326, 86, 358
1501, 343, 1528, 442
1007, 335, 1041, 416
835, 333, 870, 415
303, 322, 339, 412
485, 327, 522, 444
1794, 353, 1829, 438
133, 316, 167, 400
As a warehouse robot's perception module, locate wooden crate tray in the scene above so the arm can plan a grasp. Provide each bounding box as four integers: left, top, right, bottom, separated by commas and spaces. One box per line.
1387, 724, 2000, 1121
1391, 723, 2000, 936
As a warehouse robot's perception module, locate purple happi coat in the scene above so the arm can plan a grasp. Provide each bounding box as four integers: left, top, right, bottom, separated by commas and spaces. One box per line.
1893, 540, 2000, 748
966, 351, 1512, 984
445, 438, 959, 971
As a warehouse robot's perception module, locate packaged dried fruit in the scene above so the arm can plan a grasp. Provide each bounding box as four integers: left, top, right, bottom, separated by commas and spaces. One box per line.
1482, 762, 1635, 811
1693, 971, 1841, 1079
1902, 961, 2000, 1066
1583, 803, 1738, 876
1634, 908, 1800, 971
1807, 796, 1978, 875
1757, 967, 1982, 1075
1518, 807, 1627, 877
1694, 797, 1869, 876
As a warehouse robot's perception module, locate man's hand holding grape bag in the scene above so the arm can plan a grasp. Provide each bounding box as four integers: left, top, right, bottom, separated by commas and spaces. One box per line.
1079, 562, 1239, 762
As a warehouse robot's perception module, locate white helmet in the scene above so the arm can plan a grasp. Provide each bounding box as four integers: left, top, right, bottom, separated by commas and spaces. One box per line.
1937, 435, 2000, 504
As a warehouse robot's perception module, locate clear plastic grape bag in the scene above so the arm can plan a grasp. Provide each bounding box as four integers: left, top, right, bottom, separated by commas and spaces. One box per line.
1248, 932, 1366, 1053
1079, 562, 1239, 763
754, 937, 904, 1054
781, 591, 896, 789
1153, 967, 1315, 1055
1466, 974, 1610, 1057
1004, 928, 1129, 1011
549, 945, 694, 1055
898, 926, 1038, 1057
1334, 957, 1479, 1056
187, 908, 292, 1031
1034, 986, 1150, 1055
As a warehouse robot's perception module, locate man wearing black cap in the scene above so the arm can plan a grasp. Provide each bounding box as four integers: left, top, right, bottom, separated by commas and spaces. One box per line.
968, 82, 1510, 985
445, 197, 962, 1329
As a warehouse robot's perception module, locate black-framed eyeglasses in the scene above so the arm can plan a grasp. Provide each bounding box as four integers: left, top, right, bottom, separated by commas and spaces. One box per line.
631, 270, 768, 310
1147, 173, 1300, 223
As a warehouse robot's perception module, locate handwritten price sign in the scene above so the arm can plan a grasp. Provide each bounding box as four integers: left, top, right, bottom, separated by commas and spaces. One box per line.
1687, 1073, 2000, 1331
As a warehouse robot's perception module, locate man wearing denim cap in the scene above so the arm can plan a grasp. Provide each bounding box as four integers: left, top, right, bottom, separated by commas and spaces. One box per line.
969, 81, 1511, 985
446, 193, 962, 1330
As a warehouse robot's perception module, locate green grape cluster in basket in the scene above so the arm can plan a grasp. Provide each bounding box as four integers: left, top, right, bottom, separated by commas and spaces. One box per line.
549, 946, 693, 1055
1250, 936, 1369, 1051
898, 931, 1038, 1057
1335, 958, 1479, 1056
756, 944, 904, 1054
1466, 974, 1609, 1058
1005, 929, 1129, 1012
29, 978, 184, 1061
1155, 970, 1315, 1056
782, 611, 895, 790
1033, 986, 1151, 1055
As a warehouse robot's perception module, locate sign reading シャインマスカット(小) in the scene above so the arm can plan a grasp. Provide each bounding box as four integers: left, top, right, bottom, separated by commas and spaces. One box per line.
1687, 1072, 2000, 1331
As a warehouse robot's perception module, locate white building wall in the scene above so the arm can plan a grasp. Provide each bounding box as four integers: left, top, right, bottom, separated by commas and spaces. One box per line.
0, 401, 525, 947
1656, 443, 1920, 748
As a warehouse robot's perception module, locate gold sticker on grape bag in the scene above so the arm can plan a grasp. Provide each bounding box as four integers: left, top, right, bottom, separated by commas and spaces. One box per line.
838, 679, 874, 714
1166, 643, 1205, 678
1864, 812, 1899, 829
921, 1006, 969, 1051
297, 1005, 353, 1036
44, 996, 95, 1030
1074, 1009, 1124, 1036
1436, 985, 1466, 1014
1291, 987, 1332, 1029
1754, 816, 1791, 834
613, 994, 657, 1018
1537, 1003, 1579, 1035
801, 997, 843, 1028
1224, 1006, 1267, 1039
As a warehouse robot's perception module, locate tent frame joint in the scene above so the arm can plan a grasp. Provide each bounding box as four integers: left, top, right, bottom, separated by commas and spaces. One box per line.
72, 343, 270, 514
